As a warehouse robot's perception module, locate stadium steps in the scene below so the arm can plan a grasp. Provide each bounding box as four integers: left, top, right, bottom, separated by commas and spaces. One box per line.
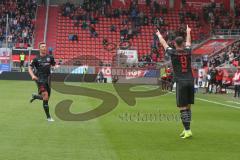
34, 5, 46, 49
46, 6, 59, 52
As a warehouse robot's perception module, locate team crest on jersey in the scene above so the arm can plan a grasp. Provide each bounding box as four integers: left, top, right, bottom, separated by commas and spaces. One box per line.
47, 57, 50, 62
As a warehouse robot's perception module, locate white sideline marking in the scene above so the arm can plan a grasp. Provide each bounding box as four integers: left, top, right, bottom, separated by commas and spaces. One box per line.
167, 91, 240, 110
196, 98, 240, 110
226, 101, 240, 105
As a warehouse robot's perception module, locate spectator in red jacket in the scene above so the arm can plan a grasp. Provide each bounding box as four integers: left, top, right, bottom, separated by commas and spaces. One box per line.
216, 68, 223, 93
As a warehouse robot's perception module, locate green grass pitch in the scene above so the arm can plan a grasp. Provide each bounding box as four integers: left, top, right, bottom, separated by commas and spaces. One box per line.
0, 80, 240, 160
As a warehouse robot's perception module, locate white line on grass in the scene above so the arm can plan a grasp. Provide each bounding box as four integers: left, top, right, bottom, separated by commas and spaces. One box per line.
225, 101, 240, 105
196, 98, 240, 110
167, 91, 240, 110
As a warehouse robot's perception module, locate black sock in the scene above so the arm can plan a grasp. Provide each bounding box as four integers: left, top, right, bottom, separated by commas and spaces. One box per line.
180, 109, 191, 130
43, 100, 51, 119
34, 95, 43, 100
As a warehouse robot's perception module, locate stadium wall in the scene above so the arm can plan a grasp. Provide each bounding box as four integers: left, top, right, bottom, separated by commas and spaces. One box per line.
0, 72, 159, 84
117, 77, 159, 84
0, 72, 97, 82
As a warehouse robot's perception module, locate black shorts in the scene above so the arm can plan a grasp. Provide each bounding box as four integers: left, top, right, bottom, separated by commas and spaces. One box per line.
36, 78, 51, 96
216, 80, 222, 86
20, 61, 24, 67
176, 80, 194, 107
167, 78, 173, 83
209, 79, 216, 84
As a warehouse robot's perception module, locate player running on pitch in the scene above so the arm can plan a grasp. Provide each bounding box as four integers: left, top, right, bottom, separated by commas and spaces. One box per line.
28, 42, 56, 122
156, 25, 194, 139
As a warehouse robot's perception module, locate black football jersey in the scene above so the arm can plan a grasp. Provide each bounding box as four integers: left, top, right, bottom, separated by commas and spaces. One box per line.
165, 46, 193, 81
30, 54, 56, 80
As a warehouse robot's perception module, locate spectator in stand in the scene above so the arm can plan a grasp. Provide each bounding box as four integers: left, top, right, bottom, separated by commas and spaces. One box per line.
0, 0, 36, 48
81, 21, 88, 29
159, 16, 165, 27
152, 34, 159, 49
110, 25, 116, 32
113, 9, 121, 18
161, 5, 168, 14
235, 3, 240, 17
143, 15, 149, 25
127, 28, 133, 40
204, 1, 240, 33
68, 33, 78, 41
121, 18, 128, 25
152, 16, 159, 26
222, 51, 229, 63
153, 1, 160, 14
233, 67, 240, 98
179, 12, 185, 24
130, 7, 138, 27
89, 26, 98, 38
120, 26, 128, 37
62, 2, 71, 16
229, 49, 235, 62
215, 55, 222, 66
7, 34, 13, 47
90, 15, 98, 24
138, 11, 145, 26
145, 54, 152, 63
102, 37, 108, 47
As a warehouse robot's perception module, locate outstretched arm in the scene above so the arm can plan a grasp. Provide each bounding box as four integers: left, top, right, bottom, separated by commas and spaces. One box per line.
186, 25, 191, 47
156, 29, 169, 50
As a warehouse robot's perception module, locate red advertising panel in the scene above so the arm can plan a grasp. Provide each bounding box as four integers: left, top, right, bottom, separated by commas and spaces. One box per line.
97, 67, 160, 78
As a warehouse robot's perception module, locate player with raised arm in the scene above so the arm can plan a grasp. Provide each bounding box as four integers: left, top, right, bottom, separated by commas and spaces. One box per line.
28, 42, 56, 122
156, 25, 194, 139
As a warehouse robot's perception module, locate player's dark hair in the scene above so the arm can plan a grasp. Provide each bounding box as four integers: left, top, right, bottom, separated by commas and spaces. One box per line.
38, 42, 46, 49
168, 41, 176, 49
175, 36, 184, 47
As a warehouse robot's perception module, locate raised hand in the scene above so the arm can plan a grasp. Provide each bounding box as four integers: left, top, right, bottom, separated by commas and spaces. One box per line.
187, 25, 191, 32
156, 29, 162, 38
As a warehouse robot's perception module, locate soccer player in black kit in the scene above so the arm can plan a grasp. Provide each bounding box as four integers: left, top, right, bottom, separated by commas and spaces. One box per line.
156, 25, 194, 139
28, 42, 56, 122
